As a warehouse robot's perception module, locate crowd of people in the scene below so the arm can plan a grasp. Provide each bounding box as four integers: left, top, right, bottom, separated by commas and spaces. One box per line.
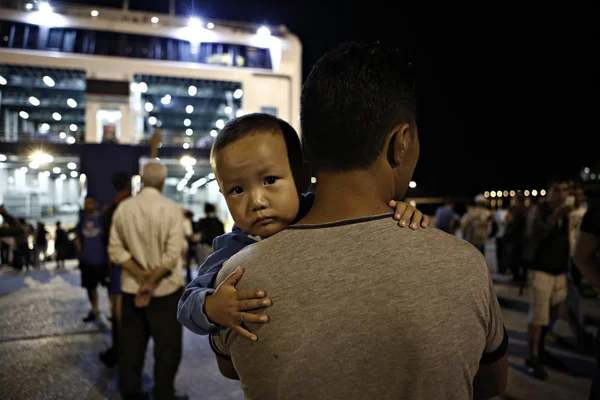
1, 41, 599, 400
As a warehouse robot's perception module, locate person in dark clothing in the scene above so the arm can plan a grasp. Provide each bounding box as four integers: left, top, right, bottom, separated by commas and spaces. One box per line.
35, 222, 49, 268
55, 221, 69, 269
99, 172, 131, 367
195, 203, 225, 266
500, 193, 528, 284
523, 177, 571, 380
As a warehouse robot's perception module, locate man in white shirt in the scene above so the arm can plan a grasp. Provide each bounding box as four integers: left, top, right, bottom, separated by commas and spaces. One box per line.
109, 162, 187, 400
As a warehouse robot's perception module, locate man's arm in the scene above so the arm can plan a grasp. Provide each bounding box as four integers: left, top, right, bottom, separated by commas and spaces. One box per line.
159, 207, 185, 273
473, 275, 509, 399
107, 207, 144, 279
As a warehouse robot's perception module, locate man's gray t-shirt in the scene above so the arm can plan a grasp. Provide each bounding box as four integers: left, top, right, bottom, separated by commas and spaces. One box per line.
211, 214, 507, 400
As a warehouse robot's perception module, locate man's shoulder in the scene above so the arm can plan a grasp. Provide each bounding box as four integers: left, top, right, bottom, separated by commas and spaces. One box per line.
215, 243, 259, 285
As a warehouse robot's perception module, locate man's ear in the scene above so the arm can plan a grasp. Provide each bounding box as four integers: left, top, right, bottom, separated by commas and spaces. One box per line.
386, 123, 411, 168
295, 161, 312, 194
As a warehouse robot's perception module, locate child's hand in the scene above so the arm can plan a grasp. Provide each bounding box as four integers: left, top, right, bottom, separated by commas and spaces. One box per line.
205, 267, 272, 341
389, 200, 430, 230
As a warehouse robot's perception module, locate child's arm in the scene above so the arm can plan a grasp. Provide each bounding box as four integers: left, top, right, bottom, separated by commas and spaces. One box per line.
177, 232, 271, 339
389, 200, 430, 229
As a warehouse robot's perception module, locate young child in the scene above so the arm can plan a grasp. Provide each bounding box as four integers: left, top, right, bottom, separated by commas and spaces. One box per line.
177, 113, 428, 341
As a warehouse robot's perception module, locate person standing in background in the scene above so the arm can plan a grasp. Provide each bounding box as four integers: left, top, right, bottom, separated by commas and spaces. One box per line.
195, 203, 224, 266
434, 201, 460, 234
54, 221, 68, 269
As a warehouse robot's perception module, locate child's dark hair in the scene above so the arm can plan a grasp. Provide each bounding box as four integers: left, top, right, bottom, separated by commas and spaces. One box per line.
210, 113, 305, 187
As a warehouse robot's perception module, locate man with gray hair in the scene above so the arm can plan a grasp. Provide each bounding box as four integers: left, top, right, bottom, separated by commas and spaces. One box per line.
109, 162, 187, 400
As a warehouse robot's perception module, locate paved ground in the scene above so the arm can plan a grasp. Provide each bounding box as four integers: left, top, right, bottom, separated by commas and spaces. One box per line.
0, 241, 597, 399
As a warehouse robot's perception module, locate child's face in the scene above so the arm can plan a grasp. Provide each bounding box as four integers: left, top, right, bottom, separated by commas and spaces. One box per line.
214, 132, 301, 238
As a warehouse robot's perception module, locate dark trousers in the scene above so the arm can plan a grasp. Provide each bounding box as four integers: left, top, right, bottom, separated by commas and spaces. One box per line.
120, 288, 183, 400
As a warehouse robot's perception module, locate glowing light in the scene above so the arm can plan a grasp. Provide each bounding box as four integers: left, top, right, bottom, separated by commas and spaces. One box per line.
29, 162, 39, 169
40, 123, 50, 132
0, 76, 6, 85
21, 167, 29, 173
188, 85, 197, 96
236, 109, 245, 117
524, 190, 530, 196
19, 111, 29, 119
206, 22, 215, 29
43, 75, 55, 87
233, 89, 243, 99
66, 137, 76, 144
67, 98, 77, 108
490, 191, 496, 198
186, 105, 194, 114
60, 174, 67, 180
138, 82, 148, 93
69, 124, 78, 131
540, 189, 547, 196
0, 154, 6, 162
70, 171, 78, 178
503, 190, 509, 197
151, 16, 159, 24
161, 95, 171, 105
311, 177, 317, 184
184, 118, 191, 127
145, 102, 153, 112
409, 181, 417, 189
183, 143, 190, 149
52, 112, 62, 121
52, 167, 61, 173
224, 106, 233, 114
180, 156, 196, 167
32, 152, 53, 164
39, 2, 52, 14
215, 119, 225, 129
188, 17, 202, 28
185, 129, 193, 136
210, 129, 218, 137
584, 167, 590, 174
25, 3, 33, 10
484, 191, 490, 198
531, 190, 538, 196
257, 26, 271, 37
148, 116, 157, 125
29, 96, 40, 106
59, 131, 66, 139
510, 190, 516, 197
67, 162, 77, 170
91, 10, 99, 17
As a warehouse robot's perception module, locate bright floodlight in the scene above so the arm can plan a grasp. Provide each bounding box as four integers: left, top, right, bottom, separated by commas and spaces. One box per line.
91, 10, 99, 17
206, 22, 215, 29
541, 189, 547, 196
184, 118, 191, 127
40, 123, 50, 132
189, 17, 202, 29
257, 26, 271, 37
183, 143, 190, 149
60, 174, 67, 180
39, 2, 52, 13
208, 173, 215, 180
53, 167, 61, 173
161, 95, 171, 105
409, 181, 417, 189
43, 75, 55, 87
138, 82, 148, 93
67, 162, 77, 170
32, 151, 53, 164
0, 154, 6, 162
29, 96, 40, 106
148, 116, 157, 125
180, 156, 196, 167
69, 124, 78, 131
19, 111, 29, 119
524, 190, 530, 196
52, 112, 62, 121
70, 171, 78, 178
145, 102, 154, 112
531, 190, 538, 196
21, 167, 29, 173
215, 119, 225, 129
233, 89, 243, 99
151, 16, 159, 24
67, 98, 77, 108
59, 132, 66, 139
29, 162, 39, 169
25, 3, 33, 10
186, 105, 194, 114
311, 177, 317, 184
224, 106, 232, 114
0, 75, 6, 85
185, 129, 193, 136
236, 109, 245, 117
210, 129, 218, 137
188, 85, 197, 96
66, 137, 76, 144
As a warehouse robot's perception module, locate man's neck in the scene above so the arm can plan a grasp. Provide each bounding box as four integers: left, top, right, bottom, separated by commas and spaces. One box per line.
298, 168, 394, 225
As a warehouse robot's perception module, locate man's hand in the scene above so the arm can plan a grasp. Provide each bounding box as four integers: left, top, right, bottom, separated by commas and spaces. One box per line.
134, 270, 157, 308
389, 200, 430, 230
205, 267, 271, 341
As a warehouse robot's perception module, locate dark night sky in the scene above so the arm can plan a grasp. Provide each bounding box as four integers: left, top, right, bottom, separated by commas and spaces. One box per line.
59, 0, 598, 196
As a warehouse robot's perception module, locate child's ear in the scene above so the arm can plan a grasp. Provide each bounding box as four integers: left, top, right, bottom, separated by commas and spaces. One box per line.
296, 161, 312, 194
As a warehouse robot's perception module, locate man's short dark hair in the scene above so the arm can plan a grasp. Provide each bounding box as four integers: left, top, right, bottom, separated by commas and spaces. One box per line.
210, 113, 304, 185
112, 172, 130, 192
301, 41, 416, 172
204, 203, 216, 215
